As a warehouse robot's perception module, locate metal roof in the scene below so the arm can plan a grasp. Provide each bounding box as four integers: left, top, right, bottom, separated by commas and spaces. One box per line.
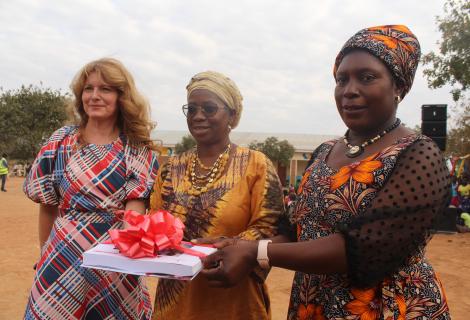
151, 130, 338, 152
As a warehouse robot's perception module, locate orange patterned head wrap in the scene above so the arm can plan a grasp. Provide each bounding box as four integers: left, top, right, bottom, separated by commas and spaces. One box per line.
334, 25, 421, 98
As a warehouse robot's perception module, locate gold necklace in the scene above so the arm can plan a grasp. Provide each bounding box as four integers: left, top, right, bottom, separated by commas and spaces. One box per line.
187, 143, 231, 196
196, 157, 212, 170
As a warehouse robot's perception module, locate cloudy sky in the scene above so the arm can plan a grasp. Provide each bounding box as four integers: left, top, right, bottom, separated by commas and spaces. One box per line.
0, 0, 453, 136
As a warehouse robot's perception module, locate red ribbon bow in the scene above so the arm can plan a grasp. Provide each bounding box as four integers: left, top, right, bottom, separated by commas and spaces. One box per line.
108, 210, 206, 258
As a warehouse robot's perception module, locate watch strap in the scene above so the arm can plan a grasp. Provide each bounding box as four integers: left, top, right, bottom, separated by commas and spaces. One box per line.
257, 239, 272, 269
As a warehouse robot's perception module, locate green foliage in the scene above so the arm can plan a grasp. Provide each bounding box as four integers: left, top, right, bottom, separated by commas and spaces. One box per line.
248, 136, 295, 166
175, 134, 196, 154
0, 85, 69, 160
422, 0, 470, 101
421, 0, 470, 156
446, 97, 470, 156
412, 124, 421, 133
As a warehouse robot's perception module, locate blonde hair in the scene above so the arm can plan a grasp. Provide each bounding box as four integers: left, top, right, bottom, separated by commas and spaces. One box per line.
70, 58, 156, 149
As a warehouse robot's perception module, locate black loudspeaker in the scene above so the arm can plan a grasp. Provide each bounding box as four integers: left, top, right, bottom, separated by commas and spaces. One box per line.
421, 105, 447, 151
421, 121, 447, 136
422, 104, 447, 121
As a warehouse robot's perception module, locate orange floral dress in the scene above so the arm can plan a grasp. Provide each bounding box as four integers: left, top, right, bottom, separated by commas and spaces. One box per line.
286, 134, 451, 319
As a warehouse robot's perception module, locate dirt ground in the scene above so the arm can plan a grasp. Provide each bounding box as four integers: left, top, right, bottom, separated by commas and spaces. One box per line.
1, 177, 469, 320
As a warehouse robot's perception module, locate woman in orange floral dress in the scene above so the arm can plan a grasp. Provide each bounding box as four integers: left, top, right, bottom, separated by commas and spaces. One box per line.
200, 25, 451, 319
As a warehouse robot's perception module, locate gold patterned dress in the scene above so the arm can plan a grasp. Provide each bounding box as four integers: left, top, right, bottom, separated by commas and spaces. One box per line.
150, 146, 284, 320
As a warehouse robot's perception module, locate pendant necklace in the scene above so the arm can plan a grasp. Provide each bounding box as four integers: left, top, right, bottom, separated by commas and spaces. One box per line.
343, 118, 401, 158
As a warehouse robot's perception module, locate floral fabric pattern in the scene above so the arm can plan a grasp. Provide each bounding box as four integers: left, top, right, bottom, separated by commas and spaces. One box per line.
334, 25, 421, 98
287, 134, 450, 320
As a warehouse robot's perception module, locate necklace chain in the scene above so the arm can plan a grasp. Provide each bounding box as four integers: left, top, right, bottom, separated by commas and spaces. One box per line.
186, 143, 232, 197
343, 118, 401, 158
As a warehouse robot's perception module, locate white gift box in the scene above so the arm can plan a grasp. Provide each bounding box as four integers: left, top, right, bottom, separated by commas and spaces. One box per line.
81, 243, 217, 280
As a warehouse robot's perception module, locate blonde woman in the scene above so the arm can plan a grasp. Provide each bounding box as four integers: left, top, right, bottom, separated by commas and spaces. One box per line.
24, 58, 158, 319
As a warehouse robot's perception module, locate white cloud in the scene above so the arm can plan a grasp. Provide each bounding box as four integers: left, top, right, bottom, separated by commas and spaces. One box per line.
0, 0, 454, 136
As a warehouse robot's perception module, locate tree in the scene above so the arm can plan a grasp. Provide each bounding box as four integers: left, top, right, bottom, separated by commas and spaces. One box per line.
0, 85, 70, 160
174, 134, 196, 154
248, 136, 295, 167
422, 0, 470, 156
446, 97, 470, 156
422, 0, 470, 102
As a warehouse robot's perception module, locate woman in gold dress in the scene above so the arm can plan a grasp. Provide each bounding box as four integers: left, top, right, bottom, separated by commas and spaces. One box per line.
150, 71, 284, 320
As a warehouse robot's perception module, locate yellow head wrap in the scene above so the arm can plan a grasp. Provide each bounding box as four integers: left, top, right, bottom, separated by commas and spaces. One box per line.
186, 71, 243, 129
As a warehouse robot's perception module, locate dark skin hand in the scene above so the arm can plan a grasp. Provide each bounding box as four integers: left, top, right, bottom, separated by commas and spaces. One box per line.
196, 233, 347, 288
199, 238, 258, 288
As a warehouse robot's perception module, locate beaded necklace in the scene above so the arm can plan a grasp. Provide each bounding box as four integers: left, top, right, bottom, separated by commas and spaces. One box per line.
343, 118, 401, 158
186, 143, 231, 196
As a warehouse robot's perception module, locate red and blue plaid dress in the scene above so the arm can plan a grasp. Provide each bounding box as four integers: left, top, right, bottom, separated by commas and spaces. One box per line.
23, 126, 159, 320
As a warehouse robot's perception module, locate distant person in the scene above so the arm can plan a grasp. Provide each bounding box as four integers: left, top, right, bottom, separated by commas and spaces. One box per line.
14, 162, 25, 176
0, 153, 8, 192
457, 212, 470, 233
450, 175, 460, 207
288, 185, 295, 194
458, 175, 470, 213
287, 192, 296, 208
24, 162, 32, 175
23, 58, 159, 319
461, 213, 470, 227
283, 189, 289, 207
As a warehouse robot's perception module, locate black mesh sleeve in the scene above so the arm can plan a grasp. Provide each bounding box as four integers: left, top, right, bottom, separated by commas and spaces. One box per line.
340, 138, 451, 288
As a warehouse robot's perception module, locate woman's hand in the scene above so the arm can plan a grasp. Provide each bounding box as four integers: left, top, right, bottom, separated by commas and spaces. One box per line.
200, 239, 258, 288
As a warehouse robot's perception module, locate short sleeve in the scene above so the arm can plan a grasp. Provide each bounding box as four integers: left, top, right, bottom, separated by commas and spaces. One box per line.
340, 137, 451, 288
235, 151, 284, 282
237, 151, 284, 240
125, 145, 159, 200
23, 126, 75, 205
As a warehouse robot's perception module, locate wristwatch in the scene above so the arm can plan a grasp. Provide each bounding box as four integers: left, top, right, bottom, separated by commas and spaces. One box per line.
257, 239, 272, 269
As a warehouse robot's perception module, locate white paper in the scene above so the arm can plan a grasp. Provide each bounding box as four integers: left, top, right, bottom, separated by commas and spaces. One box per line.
81, 243, 217, 280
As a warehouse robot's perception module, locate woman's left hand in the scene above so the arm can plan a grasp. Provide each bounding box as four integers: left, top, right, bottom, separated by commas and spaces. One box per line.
200, 239, 258, 288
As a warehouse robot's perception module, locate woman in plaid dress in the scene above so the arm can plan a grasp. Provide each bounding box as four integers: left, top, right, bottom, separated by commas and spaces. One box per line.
23, 58, 159, 320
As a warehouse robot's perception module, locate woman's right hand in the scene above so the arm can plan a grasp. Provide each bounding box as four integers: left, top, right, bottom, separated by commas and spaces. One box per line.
199, 239, 258, 288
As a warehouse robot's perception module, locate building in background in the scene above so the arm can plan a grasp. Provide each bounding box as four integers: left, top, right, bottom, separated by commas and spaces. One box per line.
152, 130, 337, 187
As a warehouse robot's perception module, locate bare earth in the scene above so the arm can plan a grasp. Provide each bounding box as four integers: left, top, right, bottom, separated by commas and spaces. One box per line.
1, 177, 469, 320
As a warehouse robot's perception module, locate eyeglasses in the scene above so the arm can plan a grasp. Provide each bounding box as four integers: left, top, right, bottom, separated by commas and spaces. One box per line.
182, 103, 228, 118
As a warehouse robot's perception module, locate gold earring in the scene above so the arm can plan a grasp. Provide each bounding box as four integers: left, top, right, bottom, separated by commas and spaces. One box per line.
228, 125, 232, 130
395, 96, 402, 104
